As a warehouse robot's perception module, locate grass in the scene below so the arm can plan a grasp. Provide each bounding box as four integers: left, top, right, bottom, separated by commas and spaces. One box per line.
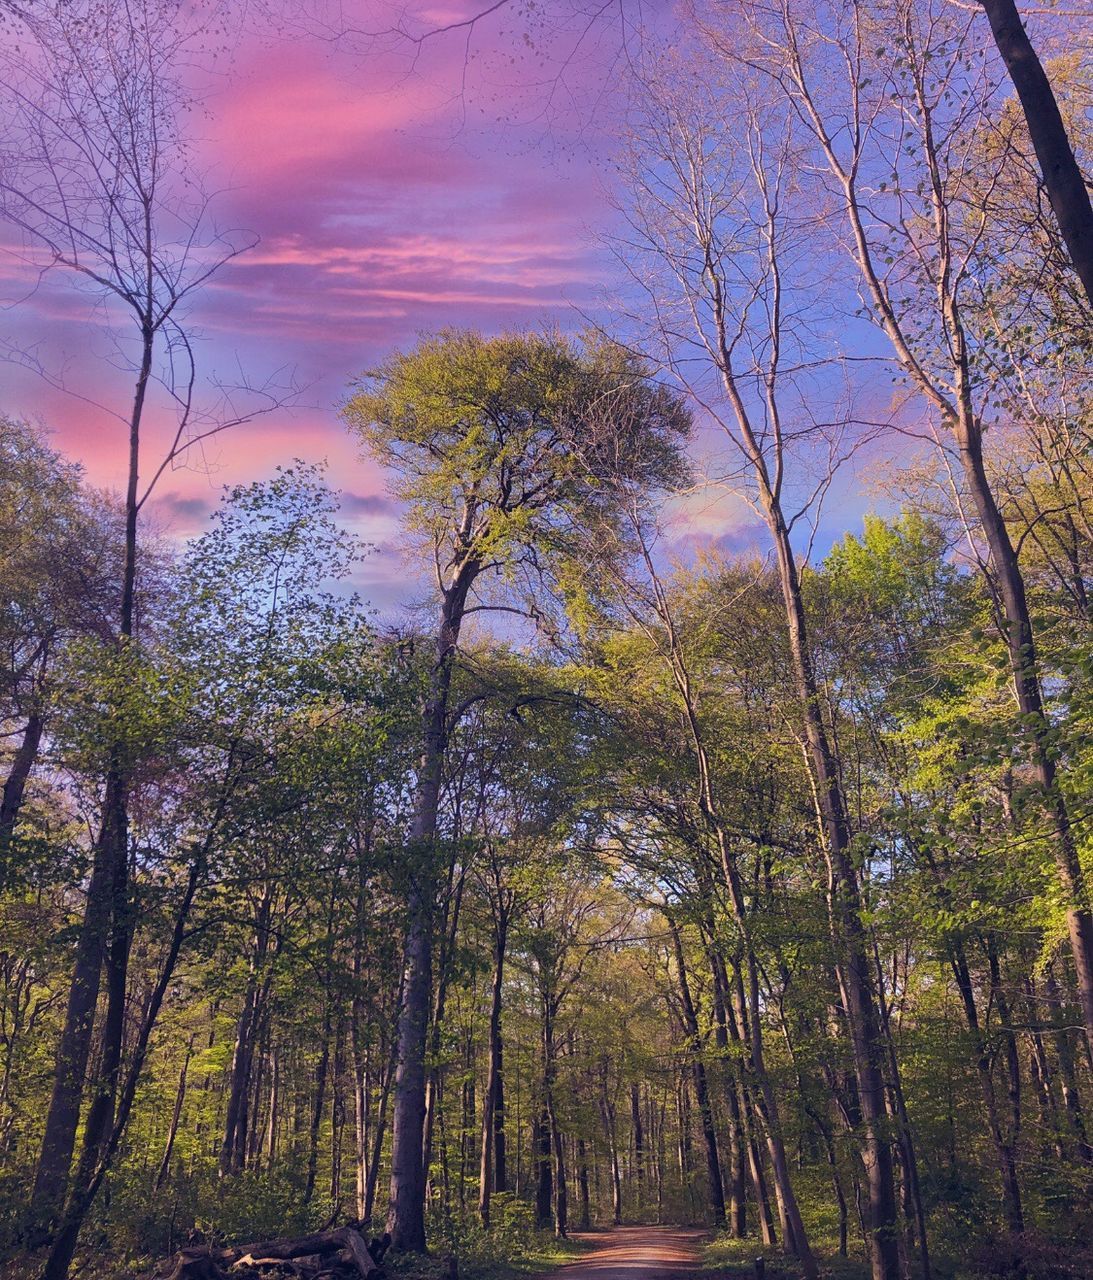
701, 1234, 871, 1280
384, 1226, 592, 1280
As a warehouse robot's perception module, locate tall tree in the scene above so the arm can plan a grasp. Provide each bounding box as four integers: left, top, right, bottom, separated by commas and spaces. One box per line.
0, 0, 264, 1241
342, 330, 690, 1251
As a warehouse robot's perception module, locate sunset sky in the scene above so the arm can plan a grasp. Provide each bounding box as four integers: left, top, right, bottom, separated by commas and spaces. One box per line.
0, 1, 889, 615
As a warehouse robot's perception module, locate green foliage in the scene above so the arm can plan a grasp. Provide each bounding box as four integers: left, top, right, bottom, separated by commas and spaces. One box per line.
342, 329, 691, 633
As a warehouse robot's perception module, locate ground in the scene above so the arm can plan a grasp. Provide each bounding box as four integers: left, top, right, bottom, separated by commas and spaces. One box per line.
544, 1227, 706, 1280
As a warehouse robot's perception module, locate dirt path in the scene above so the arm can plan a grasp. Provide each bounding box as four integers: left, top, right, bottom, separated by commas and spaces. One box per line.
547, 1226, 708, 1280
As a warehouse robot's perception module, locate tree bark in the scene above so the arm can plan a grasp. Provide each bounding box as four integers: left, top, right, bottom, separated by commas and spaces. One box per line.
577, 1137, 591, 1229
154, 1037, 195, 1192
666, 918, 725, 1228
220, 892, 274, 1178
949, 940, 1024, 1233
955, 421, 1093, 1055
478, 916, 508, 1226
386, 562, 475, 1252
600, 1071, 622, 1226
978, 0, 1093, 306
0, 709, 43, 877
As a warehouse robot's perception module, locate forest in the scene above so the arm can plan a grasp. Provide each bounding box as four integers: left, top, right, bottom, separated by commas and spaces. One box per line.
0, 2, 1091, 1280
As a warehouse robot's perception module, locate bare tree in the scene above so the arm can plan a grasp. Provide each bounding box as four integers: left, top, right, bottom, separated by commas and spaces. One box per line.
718, 0, 1093, 1060
0, 1, 285, 1268
613, 56, 917, 1280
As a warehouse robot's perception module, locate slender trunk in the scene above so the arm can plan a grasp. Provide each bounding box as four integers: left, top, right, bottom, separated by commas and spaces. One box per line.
534, 1107, 553, 1229
306, 898, 337, 1205
56, 325, 151, 1245
331, 1026, 345, 1205
0, 709, 44, 882
767, 504, 899, 1280
364, 1036, 398, 1224
31, 816, 111, 1225
305, 1025, 331, 1204
246, 1038, 268, 1171
478, 917, 507, 1227
871, 939, 931, 1280
636, 532, 812, 1269
978, 0, 1093, 305
265, 1051, 280, 1170
422, 864, 466, 1183
577, 1137, 591, 1229
600, 1071, 622, 1225
667, 918, 725, 1227
726, 933, 812, 1267
220, 894, 273, 1178
741, 1083, 777, 1247
31, 325, 150, 1225
949, 941, 1024, 1233
541, 1006, 566, 1237
708, 950, 746, 1237
793, 15, 1093, 1057
354, 1055, 370, 1221
676, 1075, 693, 1219
549, 1101, 567, 1238
154, 1037, 195, 1192
1045, 967, 1093, 1161
42, 854, 201, 1280
352, 822, 374, 1219
629, 1082, 644, 1215
957, 424, 1093, 1054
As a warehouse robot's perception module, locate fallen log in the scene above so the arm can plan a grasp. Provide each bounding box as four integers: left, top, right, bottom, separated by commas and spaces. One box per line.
156, 1226, 387, 1280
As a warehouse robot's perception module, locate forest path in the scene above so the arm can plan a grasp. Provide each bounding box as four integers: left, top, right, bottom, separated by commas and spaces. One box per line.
546, 1226, 708, 1280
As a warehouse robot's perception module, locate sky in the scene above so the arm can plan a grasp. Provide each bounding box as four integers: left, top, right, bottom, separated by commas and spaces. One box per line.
0, 0, 890, 617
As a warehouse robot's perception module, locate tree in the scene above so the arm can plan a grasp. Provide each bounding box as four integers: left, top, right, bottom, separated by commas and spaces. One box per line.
976, 0, 1093, 307
615, 51, 916, 1278
724, 0, 1093, 1061
0, 0, 271, 1248
342, 329, 689, 1251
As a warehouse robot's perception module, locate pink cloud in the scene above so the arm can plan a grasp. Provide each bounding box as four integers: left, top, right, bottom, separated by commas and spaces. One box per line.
1, 6, 619, 616
20, 3, 899, 614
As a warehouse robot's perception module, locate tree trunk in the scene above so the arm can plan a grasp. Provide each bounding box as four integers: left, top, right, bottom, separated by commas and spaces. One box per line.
577, 1137, 591, 1229
634, 530, 812, 1270
0, 709, 43, 880
265, 1051, 280, 1170
534, 1107, 553, 1229
42, 854, 201, 1280
305, 1024, 331, 1204
949, 940, 1024, 1233
707, 949, 746, 1237
478, 917, 507, 1227
386, 564, 475, 1252
978, 0, 1093, 305
220, 893, 273, 1178
154, 1037, 195, 1192
768, 507, 899, 1280
600, 1073, 622, 1226
364, 1037, 398, 1224
955, 422, 1093, 1056
666, 918, 725, 1227
32, 819, 112, 1227
1044, 966, 1093, 1161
